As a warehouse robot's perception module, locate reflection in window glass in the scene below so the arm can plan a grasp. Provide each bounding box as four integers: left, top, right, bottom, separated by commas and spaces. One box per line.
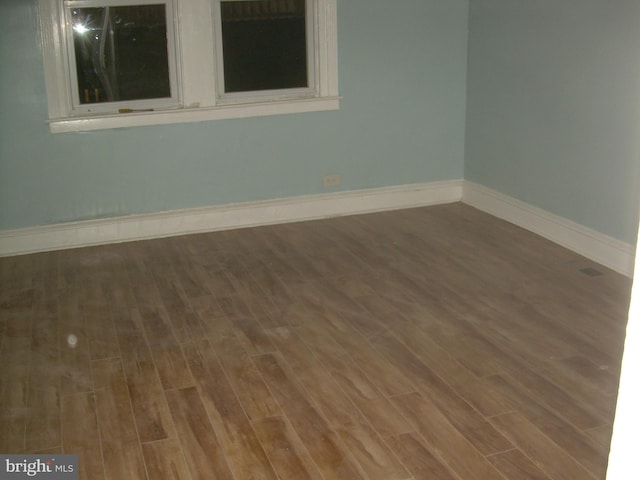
69, 4, 171, 104
220, 0, 308, 93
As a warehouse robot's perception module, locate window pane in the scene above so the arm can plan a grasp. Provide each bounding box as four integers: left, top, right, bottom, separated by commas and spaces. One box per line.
69, 4, 171, 104
221, 0, 308, 93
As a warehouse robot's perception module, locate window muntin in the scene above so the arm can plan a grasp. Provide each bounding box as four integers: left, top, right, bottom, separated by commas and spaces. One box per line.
63, 0, 179, 113
214, 0, 316, 104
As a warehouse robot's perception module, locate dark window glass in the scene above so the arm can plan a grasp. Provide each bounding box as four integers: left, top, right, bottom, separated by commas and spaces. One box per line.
70, 4, 171, 104
221, 0, 308, 93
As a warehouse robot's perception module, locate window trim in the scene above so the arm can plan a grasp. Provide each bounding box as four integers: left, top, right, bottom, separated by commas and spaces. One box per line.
39, 0, 339, 133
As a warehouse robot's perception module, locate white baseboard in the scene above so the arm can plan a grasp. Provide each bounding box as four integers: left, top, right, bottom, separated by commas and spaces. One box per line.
0, 180, 463, 257
2, 179, 634, 277
463, 181, 636, 277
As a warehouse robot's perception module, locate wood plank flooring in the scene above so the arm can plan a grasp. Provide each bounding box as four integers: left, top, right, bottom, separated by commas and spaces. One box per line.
0, 203, 631, 480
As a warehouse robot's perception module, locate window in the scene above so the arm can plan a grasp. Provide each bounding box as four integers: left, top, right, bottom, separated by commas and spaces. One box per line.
215, 0, 313, 99
65, 1, 179, 113
39, 0, 339, 133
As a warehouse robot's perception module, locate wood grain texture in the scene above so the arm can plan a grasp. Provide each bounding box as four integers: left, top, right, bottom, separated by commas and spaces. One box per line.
251, 415, 324, 480
487, 449, 553, 480
254, 353, 367, 480
25, 292, 60, 453
263, 327, 411, 480
141, 439, 192, 480
208, 327, 281, 421
489, 411, 596, 480
386, 431, 458, 480
92, 358, 147, 480
165, 387, 234, 480
483, 373, 609, 477
373, 332, 513, 456
183, 339, 278, 480
0, 203, 629, 480
61, 393, 105, 480
115, 309, 176, 443
0, 336, 30, 453
392, 391, 506, 480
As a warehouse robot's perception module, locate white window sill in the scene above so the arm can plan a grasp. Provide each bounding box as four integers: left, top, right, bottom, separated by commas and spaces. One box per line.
48, 96, 341, 133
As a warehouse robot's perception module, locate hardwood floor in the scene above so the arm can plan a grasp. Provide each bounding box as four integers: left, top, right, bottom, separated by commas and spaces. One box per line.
0, 203, 631, 480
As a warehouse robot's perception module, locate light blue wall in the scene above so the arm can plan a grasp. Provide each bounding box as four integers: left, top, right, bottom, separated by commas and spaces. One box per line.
465, 0, 640, 244
0, 0, 468, 230
6, 1, 637, 246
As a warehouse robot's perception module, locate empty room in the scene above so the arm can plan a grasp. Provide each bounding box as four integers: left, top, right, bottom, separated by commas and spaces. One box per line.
1, 0, 640, 479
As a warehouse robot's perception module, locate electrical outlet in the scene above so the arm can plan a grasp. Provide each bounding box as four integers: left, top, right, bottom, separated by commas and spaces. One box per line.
323, 174, 342, 187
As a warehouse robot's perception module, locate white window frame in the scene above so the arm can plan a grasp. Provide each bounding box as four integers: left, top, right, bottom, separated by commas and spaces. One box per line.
63, 0, 181, 114
212, 0, 316, 105
39, 0, 339, 133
